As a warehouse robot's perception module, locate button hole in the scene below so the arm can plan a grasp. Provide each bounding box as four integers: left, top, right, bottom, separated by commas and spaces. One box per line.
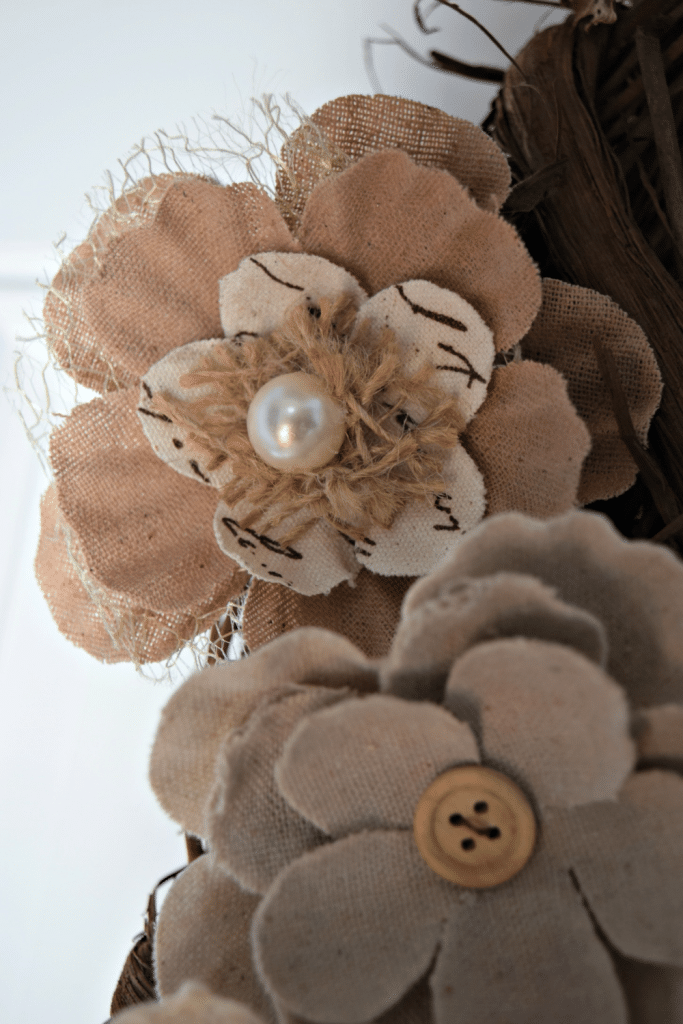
488, 827, 501, 840
449, 813, 464, 826
461, 838, 475, 851
474, 801, 488, 813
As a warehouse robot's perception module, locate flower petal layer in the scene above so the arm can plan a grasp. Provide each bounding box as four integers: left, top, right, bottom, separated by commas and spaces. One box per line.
548, 772, 683, 965
431, 854, 628, 1024
276, 694, 479, 835
634, 704, 683, 770
150, 627, 374, 836
50, 387, 243, 612
219, 251, 366, 340
277, 94, 511, 231
208, 685, 347, 893
254, 831, 451, 1023
521, 279, 662, 503
154, 855, 273, 1020
408, 510, 683, 709
241, 569, 414, 659
382, 571, 608, 703
44, 176, 296, 392
300, 150, 541, 350
213, 499, 359, 595
114, 983, 268, 1024
462, 361, 591, 518
444, 638, 635, 808
349, 445, 486, 578
355, 280, 494, 424
35, 485, 240, 664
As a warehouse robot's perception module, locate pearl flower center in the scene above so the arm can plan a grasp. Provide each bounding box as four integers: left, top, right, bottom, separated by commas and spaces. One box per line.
246, 372, 347, 472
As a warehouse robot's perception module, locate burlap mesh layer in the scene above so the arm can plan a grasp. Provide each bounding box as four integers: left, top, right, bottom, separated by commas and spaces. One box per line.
35, 485, 235, 664
242, 569, 413, 658
299, 150, 541, 352
44, 177, 296, 394
275, 94, 511, 233
521, 279, 662, 503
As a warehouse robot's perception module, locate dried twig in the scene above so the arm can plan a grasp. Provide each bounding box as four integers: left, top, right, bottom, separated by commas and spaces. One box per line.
635, 27, 683, 266
363, 28, 505, 89
430, 0, 524, 75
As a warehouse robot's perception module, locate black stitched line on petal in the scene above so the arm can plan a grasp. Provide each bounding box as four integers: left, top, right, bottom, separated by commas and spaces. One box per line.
249, 257, 304, 291
436, 343, 487, 389
142, 381, 153, 399
434, 492, 452, 514
138, 407, 172, 423
172, 438, 184, 449
189, 460, 210, 483
232, 331, 259, 343
268, 570, 283, 578
433, 493, 460, 531
396, 283, 467, 332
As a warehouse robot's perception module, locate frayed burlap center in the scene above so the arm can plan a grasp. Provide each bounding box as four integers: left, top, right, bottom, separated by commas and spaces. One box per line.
151, 295, 465, 542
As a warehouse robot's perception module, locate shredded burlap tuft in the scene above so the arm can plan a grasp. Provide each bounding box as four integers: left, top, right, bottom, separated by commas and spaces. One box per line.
153, 294, 464, 543
275, 93, 511, 232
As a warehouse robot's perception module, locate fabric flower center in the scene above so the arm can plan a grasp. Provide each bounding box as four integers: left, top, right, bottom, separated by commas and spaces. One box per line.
246, 371, 347, 471
413, 765, 536, 888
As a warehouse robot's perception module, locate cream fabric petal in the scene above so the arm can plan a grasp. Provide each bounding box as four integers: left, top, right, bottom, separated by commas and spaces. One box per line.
412, 510, 683, 709
213, 499, 359, 595
300, 150, 541, 351
634, 704, 683, 771
50, 387, 245, 613
150, 627, 375, 836
138, 338, 236, 488
382, 571, 608, 703
354, 281, 494, 424
242, 569, 414, 659
154, 855, 274, 1020
45, 177, 296, 393
253, 831, 451, 1024
114, 983, 268, 1024
462, 361, 591, 519
444, 638, 635, 808
276, 694, 479, 836
351, 445, 486, 578
208, 685, 347, 894
277, 94, 511, 231
521, 279, 662, 503
548, 773, 683, 966
219, 251, 367, 340
35, 485, 242, 664
431, 854, 628, 1024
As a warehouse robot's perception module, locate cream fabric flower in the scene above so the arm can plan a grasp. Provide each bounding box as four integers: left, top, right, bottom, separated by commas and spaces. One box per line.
112, 981, 265, 1024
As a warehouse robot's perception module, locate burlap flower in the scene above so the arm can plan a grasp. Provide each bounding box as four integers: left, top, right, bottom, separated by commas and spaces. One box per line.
112, 981, 265, 1024
37, 95, 660, 662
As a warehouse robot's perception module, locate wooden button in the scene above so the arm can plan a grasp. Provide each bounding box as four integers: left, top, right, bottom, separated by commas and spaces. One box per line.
413, 765, 536, 888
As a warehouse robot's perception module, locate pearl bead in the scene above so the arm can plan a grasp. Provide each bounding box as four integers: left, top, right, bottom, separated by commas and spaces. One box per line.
247, 372, 347, 472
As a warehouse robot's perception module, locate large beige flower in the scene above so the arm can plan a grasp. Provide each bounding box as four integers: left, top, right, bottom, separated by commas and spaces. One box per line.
36, 96, 660, 663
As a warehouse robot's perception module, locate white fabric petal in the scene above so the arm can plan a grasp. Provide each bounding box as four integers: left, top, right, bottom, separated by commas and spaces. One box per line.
351, 445, 486, 577
213, 498, 359, 595
137, 338, 235, 488
219, 252, 367, 341
354, 280, 494, 425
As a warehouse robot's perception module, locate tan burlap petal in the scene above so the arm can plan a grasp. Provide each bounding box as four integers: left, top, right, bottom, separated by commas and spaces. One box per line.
547, 776, 683, 966
462, 361, 591, 518
219, 251, 366, 340
241, 569, 414, 659
521, 279, 662, 503
276, 94, 511, 231
351, 446, 486, 578
213, 499, 359, 595
444, 639, 634, 808
354, 280, 494, 425
208, 686, 347, 894
253, 831, 452, 1024
382, 571, 608, 703
45, 176, 296, 393
150, 627, 375, 836
36, 486, 234, 664
154, 855, 274, 1021
299, 150, 540, 351
50, 387, 245, 612
634, 704, 683, 770
409, 510, 683, 709
114, 982, 267, 1024
276, 694, 479, 836
614, 959, 683, 1024
430, 854, 628, 1024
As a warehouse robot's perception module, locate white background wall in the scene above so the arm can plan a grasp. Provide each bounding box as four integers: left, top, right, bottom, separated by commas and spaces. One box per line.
0, 2, 564, 1021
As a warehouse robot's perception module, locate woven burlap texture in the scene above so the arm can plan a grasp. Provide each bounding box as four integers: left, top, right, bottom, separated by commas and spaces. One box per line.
39, 94, 659, 664
113, 980, 266, 1024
